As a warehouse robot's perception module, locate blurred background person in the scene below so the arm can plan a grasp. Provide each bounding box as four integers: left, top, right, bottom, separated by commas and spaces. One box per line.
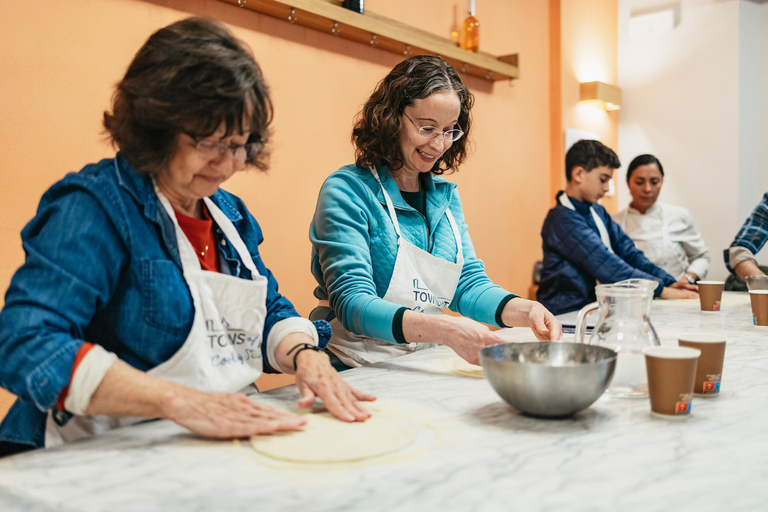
725, 192, 768, 283
614, 154, 710, 286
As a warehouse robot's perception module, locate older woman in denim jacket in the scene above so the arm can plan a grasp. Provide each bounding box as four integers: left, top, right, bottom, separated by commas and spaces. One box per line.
309, 56, 562, 371
0, 17, 373, 457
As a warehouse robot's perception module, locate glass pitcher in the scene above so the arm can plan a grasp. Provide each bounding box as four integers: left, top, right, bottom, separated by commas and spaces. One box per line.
574, 280, 660, 398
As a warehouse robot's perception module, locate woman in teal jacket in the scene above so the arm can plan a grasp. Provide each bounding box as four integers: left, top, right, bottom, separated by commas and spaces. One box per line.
310, 56, 562, 370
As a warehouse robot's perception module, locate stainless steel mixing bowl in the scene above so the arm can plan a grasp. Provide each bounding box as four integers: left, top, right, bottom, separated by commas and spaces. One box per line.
479, 342, 617, 418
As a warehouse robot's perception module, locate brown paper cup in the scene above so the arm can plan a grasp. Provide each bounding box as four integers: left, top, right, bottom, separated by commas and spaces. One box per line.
677, 333, 726, 396
750, 290, 768, 326
697, 281, 724, 311
746, 276, 768, 291
643, 346, 700, 417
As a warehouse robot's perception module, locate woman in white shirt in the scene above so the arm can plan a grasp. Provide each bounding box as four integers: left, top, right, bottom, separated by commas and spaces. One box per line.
613, 154, 710, 285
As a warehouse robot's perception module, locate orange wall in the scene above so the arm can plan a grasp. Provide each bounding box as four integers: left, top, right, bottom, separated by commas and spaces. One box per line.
550, 0, 619, 211
0, 0, 552, 399
0, 0, 551, 313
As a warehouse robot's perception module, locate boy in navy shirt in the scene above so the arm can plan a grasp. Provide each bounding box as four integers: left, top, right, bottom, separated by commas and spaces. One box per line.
537, 140, 698, 315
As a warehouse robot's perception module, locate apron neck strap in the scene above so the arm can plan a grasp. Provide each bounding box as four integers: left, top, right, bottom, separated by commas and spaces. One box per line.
369, 165, 402, 239
444, 208, 464, 264
152, 180, 261, 277
202, 196, 260, 276
370, 165, 464, 261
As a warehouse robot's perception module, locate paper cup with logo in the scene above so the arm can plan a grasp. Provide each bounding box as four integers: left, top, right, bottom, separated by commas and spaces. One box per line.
697, 281, 724, 311
643, 346, 700, 417
677, 332, 726, 396
750, 290, 768, 326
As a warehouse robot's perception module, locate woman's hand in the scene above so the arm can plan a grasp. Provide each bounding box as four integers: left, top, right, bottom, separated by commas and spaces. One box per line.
436, 315, 507, 365
500, 298, 563, 341
670, 280, 698, 292
675, 273, 699, 287
293, 349, 376, 422
660, 286, 698, 299
84, 359, 305, 439
159, 387, 307, 438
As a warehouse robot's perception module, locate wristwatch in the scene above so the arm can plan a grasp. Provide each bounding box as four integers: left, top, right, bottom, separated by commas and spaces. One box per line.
681, 273, 696, 285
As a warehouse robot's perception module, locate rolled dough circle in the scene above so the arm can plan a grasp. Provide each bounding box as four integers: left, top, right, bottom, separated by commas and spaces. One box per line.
250, 412, 416, 463
451, 357, 485, 378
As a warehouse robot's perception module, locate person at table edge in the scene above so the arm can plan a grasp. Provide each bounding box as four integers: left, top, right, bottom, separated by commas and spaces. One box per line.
309, 56, 562, 370
537, 140, 698, 316
613, 154, 710, 285
0, 17, 373, 457
724, 192, 768, 281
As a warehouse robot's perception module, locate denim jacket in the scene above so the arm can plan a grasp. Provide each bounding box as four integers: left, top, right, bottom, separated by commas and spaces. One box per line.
0, 155, 311, 448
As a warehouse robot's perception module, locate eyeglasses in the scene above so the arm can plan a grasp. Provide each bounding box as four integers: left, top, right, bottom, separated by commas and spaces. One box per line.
185, 132, 265, 167
404, 113, 464, 143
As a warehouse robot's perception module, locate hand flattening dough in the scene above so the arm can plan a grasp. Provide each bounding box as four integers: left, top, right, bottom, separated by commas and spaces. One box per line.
250, 411, 416, 463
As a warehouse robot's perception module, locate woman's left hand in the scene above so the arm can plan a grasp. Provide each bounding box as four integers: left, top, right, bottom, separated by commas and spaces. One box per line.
501, 298, 563, 341
293, 349, 376, 422
671, 280, 698, 292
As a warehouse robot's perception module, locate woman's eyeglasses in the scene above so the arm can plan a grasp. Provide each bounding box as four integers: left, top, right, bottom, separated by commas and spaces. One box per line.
404, 113, 464, 142
185, 132, 265, 167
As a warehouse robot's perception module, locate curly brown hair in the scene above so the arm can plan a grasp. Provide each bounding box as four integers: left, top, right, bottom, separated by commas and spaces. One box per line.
352, 56, 473, 175
103, 17, 273, 175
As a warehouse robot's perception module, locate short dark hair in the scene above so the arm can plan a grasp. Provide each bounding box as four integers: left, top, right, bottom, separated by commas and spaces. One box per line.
351, 55, 473, 175
104, 17, 273, 175
565, 139, 621, 181
626, 154, 664, 182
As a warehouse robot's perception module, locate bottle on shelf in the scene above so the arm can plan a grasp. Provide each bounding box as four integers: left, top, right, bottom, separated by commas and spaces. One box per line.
450, 4, 460, 46
342, 0, 364, 14
460, 0, 480, 53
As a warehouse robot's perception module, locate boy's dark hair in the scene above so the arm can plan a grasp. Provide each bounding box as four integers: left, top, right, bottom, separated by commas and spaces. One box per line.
565, 139, 621, 181
626, 154, 664, 182
103, 17, 272, 175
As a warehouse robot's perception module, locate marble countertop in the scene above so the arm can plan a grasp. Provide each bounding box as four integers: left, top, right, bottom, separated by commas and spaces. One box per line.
1, 292, 766, 511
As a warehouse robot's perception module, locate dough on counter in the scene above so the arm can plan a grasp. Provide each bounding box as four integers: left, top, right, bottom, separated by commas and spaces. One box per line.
450, 357, 485, 378
250, 411, 416, 463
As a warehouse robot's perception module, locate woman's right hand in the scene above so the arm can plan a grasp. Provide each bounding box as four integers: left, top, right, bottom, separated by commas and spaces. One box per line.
159, 387, 307, 438
437, 316, 506, 365
660, 286, 699, 300
82, 360, 305, 438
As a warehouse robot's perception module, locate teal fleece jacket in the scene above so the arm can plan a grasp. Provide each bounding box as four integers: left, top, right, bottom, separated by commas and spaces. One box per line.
309, 164, 515, 344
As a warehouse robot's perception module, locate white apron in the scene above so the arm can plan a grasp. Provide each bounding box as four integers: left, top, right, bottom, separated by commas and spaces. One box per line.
326, 167, 464, 367
45, 186, 269, 446
619, 204, 687, 277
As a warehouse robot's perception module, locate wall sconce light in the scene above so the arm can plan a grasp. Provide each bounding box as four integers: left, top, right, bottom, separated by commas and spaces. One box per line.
579, 81, 622, 111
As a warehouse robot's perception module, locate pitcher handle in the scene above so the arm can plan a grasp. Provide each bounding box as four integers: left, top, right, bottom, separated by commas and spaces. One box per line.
574, 301, 599, 344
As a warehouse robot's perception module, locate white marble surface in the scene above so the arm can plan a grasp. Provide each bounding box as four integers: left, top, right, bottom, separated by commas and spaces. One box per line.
1, 292, 767, 511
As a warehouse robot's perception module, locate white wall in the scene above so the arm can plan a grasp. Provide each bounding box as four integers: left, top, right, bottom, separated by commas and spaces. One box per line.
617, 0, 768, 280
760, 1, 768, 227
738, 1, 768, 223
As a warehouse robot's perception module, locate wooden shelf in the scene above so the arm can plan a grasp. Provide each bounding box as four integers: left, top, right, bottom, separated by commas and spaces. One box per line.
218, 0, 519, 81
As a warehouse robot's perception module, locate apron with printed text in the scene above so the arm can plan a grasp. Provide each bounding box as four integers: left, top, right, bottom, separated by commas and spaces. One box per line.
325, 166, 464, 368
45, 183, 269, 446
